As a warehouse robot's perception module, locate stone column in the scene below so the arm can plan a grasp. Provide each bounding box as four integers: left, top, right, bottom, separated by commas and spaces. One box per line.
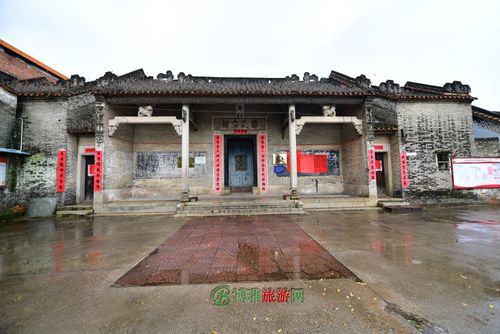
180, 104, 190, 202
288, 104, 299, 199
93, 99, 105, 211
363, 98, 378, 199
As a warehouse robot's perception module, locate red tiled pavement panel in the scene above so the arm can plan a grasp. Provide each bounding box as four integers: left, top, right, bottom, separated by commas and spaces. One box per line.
115, 216, 356, 286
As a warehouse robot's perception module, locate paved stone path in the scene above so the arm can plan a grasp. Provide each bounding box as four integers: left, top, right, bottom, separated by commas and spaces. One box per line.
115, 216, 355, 285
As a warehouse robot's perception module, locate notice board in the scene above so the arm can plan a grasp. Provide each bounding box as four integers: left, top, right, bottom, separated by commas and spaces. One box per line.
451, 157, 500, 189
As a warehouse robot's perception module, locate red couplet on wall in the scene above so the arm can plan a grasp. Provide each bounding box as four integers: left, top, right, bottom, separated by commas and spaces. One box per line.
84, 147, 96, 153
56, 149, 66, 192
94, 149, 103, 192
213, 134, 223, 192
258, 133, 268, 192
367, 148, 376, 182
400, 151, 409, 189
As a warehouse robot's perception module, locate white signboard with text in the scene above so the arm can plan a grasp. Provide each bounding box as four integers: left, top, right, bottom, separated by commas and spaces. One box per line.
451, 157, 500, 189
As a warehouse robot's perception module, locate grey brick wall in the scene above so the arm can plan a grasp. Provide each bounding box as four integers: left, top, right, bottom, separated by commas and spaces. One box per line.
397, 101, 477, 201
15, 99, 70, 206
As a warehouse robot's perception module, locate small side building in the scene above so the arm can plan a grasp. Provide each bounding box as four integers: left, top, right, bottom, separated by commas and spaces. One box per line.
0, 39, 68, 208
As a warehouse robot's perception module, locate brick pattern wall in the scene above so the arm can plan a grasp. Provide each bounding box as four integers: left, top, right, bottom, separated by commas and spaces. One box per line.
0, 48, 59, 83
15, 100, 69, 206
398, 101, 477, 201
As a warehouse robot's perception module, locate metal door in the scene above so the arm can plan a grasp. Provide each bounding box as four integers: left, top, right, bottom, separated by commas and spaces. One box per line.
227, 138, 255, 188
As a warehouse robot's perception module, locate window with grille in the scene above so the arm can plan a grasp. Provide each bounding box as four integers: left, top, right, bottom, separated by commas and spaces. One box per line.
436, 152, 450, 171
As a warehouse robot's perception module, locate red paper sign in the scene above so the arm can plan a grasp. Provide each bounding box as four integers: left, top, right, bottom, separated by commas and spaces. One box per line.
375, 159, 382, 172
286, 151, 328, 174
258, 133, 268, 192
368, 148, 376, 181
56, 149, 66, 192
94, 149, 103, 192
88, 164, 96, 176
84, 147, 96, 153
374, 145, 384, 151
400, 151, 409, 189
213, 134, 223, 192
232, 129, 248, 135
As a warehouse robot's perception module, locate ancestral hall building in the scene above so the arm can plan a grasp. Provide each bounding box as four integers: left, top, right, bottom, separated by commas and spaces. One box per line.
0, 69, 499, 214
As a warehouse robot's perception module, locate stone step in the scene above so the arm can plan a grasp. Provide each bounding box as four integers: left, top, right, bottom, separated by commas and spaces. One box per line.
102, 205, 177, 214
377, 201, 410, 208
56, 209, 93, 217
176, 200, 304, 217
303, 198, 374, 210
60, 205, 93, 211
176, 208, 304, 217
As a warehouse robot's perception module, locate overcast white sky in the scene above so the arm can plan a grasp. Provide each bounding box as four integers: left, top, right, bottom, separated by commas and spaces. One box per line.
1, 0, 499, 109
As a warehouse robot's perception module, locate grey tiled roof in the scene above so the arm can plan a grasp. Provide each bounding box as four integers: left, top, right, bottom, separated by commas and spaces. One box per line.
0, 69, 474, 101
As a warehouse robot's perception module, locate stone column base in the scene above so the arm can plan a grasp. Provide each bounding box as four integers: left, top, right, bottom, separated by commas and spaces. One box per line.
290, 189, 299, 200
180, 190, 189, 202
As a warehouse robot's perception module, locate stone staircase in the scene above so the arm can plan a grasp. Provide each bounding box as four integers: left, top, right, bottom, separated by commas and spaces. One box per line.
56, 205, 93, 217
302, 196, 377, 210
176, 199, 304, 217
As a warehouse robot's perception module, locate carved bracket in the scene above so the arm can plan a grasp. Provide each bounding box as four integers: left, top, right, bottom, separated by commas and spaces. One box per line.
294, 116, 363, 136
107, 116, 183, 137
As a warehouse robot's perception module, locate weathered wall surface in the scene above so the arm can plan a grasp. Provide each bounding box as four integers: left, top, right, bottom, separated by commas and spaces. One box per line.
341, 124, 365, 195
269, 118, 344, 195
15, 100, 70, 206
475, 138, 499, 157
0, 87, 17, 148
100, 105, 358, 199
102, 106, 134, 201
397, 101, 477, 202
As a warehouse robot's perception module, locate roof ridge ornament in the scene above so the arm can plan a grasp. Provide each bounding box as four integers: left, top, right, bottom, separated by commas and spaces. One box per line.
355, 74, 371, 88
443, 81, 471, 94
96, 71, 117, 87
379, 80, 402, 94
157, 70, 174, 81
303, 72, 318, 82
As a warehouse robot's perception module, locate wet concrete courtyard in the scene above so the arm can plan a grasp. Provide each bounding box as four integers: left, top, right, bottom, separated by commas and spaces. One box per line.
0, 206, 499, 333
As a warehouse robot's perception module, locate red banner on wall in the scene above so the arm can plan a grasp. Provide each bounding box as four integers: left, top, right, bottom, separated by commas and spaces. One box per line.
56, 149, 66, 192
213, 134, 223, 192
400, 151, 409, 189
94, 149, 103, 192
258, 133, 268, 192
368, 148, 376, 182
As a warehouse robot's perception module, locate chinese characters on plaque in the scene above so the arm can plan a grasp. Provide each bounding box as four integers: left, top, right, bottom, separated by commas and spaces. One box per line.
56, 149, 66, 192
258, 133, 268, 192
367, 148, 376, 182
94, 149, 103, 192
213, 134, 223, 192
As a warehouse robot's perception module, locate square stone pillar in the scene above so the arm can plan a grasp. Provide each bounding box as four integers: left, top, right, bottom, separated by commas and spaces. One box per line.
363, 98, 378, 199
288, 105, 299, 199
180, 104, 190, 202
93, 99, 105, 212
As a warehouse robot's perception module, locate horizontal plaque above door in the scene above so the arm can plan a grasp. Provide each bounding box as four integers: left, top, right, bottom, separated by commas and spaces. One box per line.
213, 117, 266, 131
